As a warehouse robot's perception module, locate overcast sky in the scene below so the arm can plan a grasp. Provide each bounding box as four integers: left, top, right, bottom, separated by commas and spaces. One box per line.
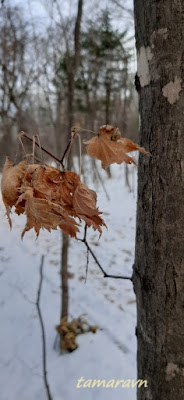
8, 0, 134, 28
6, 0, 136, 71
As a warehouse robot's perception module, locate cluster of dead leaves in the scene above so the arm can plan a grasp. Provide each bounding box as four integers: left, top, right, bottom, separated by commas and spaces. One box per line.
85, 124, 151, 169
1, 157, 106, 238
1, 124, 151, 238
56, 316, 97, 352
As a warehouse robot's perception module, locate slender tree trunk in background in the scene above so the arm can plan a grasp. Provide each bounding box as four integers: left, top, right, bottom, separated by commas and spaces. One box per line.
0, 116, 14, 167
60, 74, 75, 326
55, 91, 63, 157
122, 60, 128, 134
61, 233, 69, 319
60, 0, 83, 331
67, 75, 75, 143
105, 83, 111, 125
66, 0, 83, 142
122, 61, 131, 191
125, 164, 131, 192
105, 82, 112, 178
92, 72, 98, 131
133, 1, 184, 399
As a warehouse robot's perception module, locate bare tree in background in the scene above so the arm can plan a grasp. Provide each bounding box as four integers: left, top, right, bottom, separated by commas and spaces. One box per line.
0, 5, 39, 165
62, 0, 83, 325
50, 0, 84, 328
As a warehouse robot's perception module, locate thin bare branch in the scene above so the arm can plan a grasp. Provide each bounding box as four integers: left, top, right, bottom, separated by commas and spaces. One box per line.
78, 227, 132, 281
84, 225, 89, 283
36, 255, 53, 400
93, 160, 110, 201
60, 128, 78, 164
19, 131, 65, 169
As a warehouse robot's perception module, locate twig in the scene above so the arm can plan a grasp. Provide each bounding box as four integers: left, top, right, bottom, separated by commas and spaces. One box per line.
84, 247, 89, 283
93, 160, 110, 201
77, 127, 97, 135
18, 132, 28, 159
60, 128, 78, 164
78, 227, 132, 281
36, 255, 53, 400
19, 131, 65, 170
84, 225, 89, 283
77, 133, 82, 176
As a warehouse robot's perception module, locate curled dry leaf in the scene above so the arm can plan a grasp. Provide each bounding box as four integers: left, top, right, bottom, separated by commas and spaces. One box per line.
26, 165, 80, 215
85, 124, 151, 169
1, 157, 27, 227
73, 182, 106, 236
25, 164, 61, 201
16, 187, 79, 239
1, 153, 105, 238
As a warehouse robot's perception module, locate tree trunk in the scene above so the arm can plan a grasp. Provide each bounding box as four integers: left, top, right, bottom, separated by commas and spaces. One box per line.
105, 82, 111, 125
60, 0, 83, 330
105, 82, 112, 178
55, 91, 63, 157
61, 233, 69, 320
67, 74, 75, 143
133, 1, 184, 399
124, 163, 131, 192
0, 116, 14, 168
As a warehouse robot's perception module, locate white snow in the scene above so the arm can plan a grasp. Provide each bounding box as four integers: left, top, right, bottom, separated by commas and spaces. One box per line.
0, 161, 137, 400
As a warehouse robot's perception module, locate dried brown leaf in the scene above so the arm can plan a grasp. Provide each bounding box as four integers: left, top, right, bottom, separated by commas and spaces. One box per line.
1, 157, 27, 226
17, 187, 79, 238
85, 124, 151, 169
118, 137, 152, 156
56, 170, 80, 213
73, 182, 106, 235
1, 155, 106, 238
26, 165, 79, 214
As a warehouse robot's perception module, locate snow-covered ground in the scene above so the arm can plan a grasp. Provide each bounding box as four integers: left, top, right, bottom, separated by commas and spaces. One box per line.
0, 161, 137, 400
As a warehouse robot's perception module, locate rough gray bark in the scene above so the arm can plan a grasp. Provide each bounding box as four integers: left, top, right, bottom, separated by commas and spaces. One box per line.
133, 0, 184, 399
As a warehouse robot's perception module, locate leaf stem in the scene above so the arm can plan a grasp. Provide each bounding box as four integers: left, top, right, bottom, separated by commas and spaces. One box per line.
19, 131, 65, 169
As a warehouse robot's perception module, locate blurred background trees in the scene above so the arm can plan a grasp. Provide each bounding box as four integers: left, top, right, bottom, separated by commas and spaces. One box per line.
0, 0, 138, 167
